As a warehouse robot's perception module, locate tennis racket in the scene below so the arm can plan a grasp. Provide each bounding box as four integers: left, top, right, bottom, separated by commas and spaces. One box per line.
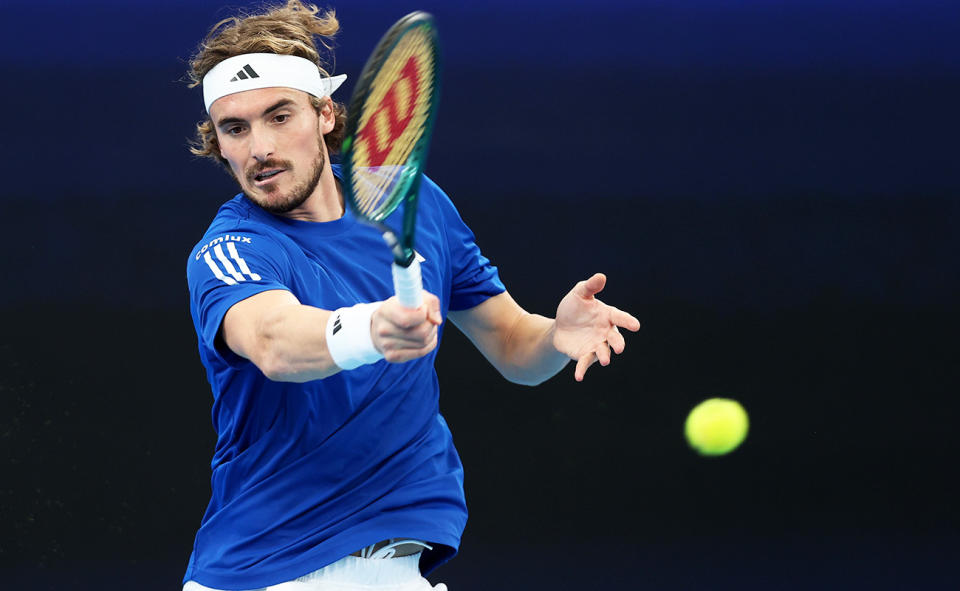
341, 11, 441, 309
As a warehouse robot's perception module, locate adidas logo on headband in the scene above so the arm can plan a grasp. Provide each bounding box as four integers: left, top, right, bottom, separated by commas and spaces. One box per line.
230, 65, 260, 82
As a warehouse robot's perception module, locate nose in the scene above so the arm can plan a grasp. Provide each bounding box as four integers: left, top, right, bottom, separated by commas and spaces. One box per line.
249, 127, 276, 162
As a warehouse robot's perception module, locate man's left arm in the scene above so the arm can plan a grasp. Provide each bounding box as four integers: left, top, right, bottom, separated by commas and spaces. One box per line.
448, 273, 641, 385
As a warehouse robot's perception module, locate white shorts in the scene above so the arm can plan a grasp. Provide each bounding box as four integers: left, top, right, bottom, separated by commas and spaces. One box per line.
183, 553, 447, 591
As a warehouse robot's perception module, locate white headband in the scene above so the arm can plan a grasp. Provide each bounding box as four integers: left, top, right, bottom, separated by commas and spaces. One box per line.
202, 53, 347, 113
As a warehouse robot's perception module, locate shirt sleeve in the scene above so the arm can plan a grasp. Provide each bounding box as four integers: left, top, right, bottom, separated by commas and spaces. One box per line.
425, 177, 506, 311
186, 229, 292, 366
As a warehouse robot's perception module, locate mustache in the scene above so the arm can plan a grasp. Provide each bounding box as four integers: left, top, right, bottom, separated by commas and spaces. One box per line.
246, 159, 293, 182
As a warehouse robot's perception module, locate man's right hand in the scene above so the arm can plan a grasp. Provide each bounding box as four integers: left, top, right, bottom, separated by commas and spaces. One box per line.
371, 292, 443, 363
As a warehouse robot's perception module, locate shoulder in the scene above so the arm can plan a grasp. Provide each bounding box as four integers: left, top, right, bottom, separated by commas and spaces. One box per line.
186, 196, 292, 276
419, 174, 449, 204
417, 174, 462, 222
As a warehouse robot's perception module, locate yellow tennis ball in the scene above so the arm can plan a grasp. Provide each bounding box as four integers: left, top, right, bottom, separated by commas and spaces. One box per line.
685, 398, 749, 456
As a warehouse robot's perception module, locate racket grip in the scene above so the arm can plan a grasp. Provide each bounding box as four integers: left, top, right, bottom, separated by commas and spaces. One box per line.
393, 259, 423, 308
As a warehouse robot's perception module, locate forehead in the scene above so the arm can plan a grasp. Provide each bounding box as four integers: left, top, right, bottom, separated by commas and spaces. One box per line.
209, 87, 312, 121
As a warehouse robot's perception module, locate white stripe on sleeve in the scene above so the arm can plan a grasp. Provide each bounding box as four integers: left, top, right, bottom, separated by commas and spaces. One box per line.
203, 251, 237, 285
214, 244, 245, 282
227, 241, 262, 281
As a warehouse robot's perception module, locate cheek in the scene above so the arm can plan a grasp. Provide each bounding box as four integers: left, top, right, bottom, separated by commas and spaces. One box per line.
219, 148, 238, 168
217, 142, 244, 173
229, 161, 245, 179
216, 130, 240, 156
221, 153, 246, 180
293, 129, 324, 157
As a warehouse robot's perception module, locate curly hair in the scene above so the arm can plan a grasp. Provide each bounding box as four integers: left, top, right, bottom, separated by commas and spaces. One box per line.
186, 0, 347, 169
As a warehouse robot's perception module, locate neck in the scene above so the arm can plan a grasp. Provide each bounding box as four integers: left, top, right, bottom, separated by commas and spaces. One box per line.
279, 164, 344, 223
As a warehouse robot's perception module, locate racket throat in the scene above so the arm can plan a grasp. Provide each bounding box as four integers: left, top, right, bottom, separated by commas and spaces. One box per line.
381, 231, 416, 267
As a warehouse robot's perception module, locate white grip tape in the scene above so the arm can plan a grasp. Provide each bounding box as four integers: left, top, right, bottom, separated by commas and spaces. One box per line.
325, 302, 383, 370
393, 259, 423, 309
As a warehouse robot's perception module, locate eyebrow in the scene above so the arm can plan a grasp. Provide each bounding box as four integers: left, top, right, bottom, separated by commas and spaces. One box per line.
215, 98, 296, 129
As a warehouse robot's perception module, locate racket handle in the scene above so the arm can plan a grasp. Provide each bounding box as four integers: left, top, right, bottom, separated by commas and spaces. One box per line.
393, 259, 423, 308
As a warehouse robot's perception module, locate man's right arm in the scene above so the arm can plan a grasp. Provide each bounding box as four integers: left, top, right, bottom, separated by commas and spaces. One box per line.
222, 289, 339, 382
221, 289, 443, 382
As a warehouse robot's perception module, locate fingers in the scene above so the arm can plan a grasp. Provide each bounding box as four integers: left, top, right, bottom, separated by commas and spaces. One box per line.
388, 303, 431, 329
609, 305, 641, 332
372, 293, 443, 363
379, 323, 438, 347
563, 275, 640, 382
571, 276, 641, 332
574, 352, 595, 382
608, 326, 626, 354
574, 341, 612, 382
380, 333, 439, 363
389, 292, 441, 328
375, 309, 437, 343
596, 341, 612, 366
425, 292, 443, 325
573, 272, 607, 299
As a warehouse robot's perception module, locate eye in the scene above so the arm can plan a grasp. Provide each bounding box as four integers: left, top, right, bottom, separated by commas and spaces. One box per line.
273, 113, 289, 124
225, 125, 245, 136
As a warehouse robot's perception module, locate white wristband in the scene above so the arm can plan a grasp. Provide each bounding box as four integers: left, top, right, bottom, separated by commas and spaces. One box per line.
325, 302, 384, 370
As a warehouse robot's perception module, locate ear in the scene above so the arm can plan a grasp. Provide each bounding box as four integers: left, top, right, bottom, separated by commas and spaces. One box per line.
318, 98, 336, 135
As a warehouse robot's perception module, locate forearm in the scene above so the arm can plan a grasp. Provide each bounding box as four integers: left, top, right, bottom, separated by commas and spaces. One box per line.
249, 304, 340, 383
498, 312, 569, 386
228, 289, 440, 382
453, 276, 640, 385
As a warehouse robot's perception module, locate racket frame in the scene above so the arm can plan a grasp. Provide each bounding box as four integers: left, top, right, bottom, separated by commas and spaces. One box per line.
340, 11, 441, 272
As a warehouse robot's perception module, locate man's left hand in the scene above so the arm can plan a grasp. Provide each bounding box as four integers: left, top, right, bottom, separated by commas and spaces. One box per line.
552, 273, 641, 381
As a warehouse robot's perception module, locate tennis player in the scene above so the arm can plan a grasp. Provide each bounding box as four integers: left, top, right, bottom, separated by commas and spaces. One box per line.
182, 2, 641, 590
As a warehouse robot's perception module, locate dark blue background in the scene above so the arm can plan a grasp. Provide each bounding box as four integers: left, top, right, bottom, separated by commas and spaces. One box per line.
2, 1, 958, 589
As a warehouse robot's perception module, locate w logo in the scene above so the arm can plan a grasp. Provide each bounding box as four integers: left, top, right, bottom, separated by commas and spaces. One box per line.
356, 56, 422, 167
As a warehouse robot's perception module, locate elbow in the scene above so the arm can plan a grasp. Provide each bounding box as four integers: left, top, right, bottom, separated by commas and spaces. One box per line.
249, 329, 304, 382
257, 354, 325, 383
501, 367, 548, 387
248, 310, 308, 382
510, 377, 546, 387
254, 341, 336, 383
248, 318, 290, 381
257, 352, 293, 382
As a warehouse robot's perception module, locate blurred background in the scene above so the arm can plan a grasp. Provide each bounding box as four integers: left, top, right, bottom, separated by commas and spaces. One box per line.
2, 0, 958, 588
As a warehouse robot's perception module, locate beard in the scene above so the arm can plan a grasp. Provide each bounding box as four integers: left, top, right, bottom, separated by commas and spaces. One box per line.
243, 136, 326, 214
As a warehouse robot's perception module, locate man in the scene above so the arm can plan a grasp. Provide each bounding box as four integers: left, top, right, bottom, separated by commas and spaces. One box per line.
183, 2, 640, 590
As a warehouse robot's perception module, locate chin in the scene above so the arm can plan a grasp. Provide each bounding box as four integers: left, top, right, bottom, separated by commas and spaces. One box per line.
248, 186, 310, 214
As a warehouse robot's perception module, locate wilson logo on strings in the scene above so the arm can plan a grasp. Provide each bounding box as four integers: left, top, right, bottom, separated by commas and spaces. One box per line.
356, 56, 422, 167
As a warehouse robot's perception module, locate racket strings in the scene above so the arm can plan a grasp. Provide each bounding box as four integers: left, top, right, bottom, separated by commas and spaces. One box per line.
354, 52, 431, 212
350, 26, 436, 218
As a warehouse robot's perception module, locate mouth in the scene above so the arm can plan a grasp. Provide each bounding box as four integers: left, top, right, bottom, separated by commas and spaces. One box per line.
252, 168, 285, 185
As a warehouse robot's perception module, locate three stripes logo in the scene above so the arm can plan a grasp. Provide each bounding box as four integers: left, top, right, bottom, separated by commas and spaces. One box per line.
230, 65, 260, 82
199, 235, 262, 286
332, 315, 343, 335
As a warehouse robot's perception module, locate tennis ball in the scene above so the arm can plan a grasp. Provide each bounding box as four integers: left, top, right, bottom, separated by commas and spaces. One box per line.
684, 398, 749, 456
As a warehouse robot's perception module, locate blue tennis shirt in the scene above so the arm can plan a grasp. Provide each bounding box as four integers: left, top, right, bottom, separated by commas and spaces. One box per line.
184, 166, 505, 589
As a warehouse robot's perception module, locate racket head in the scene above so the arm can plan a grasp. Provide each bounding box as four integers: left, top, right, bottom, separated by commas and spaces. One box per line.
341, 12, 441, 228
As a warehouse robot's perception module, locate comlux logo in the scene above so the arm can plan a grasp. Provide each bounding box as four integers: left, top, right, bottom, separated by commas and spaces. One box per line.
196, 235, 253, 261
